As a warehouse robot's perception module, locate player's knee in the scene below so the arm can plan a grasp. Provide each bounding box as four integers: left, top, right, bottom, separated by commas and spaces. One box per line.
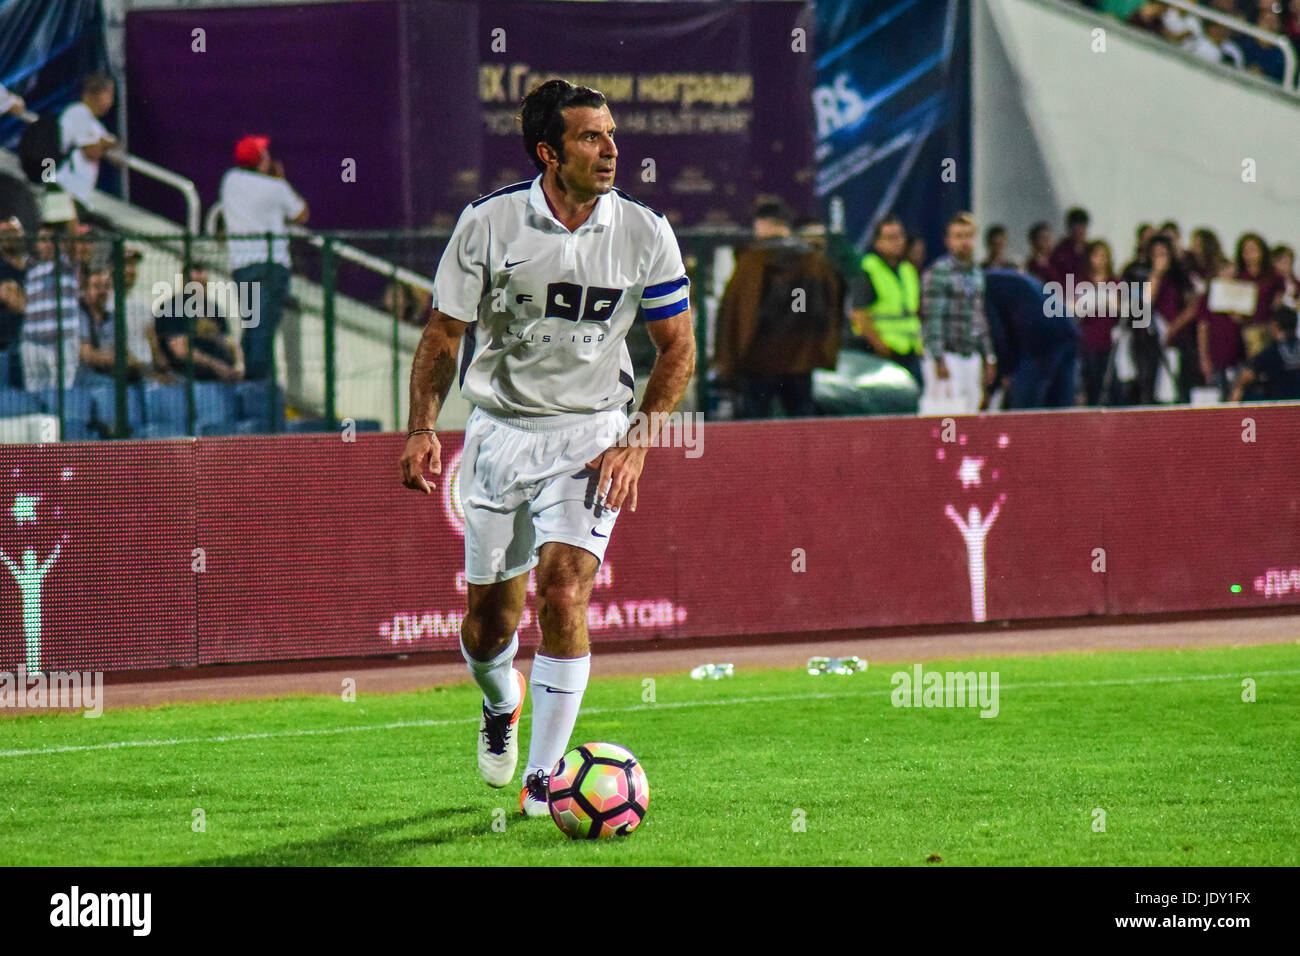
462, 603, 520, 649
537, 578, 588, 617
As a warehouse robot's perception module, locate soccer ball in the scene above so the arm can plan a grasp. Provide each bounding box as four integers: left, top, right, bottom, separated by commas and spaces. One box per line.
548, 742, 649, 839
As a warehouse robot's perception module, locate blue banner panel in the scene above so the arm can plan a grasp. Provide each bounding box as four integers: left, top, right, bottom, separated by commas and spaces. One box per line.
0, 0, 108, 150
813, 0, 970, 258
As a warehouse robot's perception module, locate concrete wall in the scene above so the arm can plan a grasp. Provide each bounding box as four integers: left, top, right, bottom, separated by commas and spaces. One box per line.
974, 0, 1300, 263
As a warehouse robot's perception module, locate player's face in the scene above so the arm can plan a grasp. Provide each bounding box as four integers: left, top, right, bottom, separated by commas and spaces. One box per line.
556, 106, 618, 198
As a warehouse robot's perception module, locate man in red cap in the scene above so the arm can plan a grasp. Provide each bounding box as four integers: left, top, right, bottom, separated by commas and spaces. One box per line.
219, 134, 309, 388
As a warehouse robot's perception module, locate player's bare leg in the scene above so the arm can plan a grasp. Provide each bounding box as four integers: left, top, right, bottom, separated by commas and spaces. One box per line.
535, 542, 600, 657
520, 541, 600, 815
463, 575, 529, 788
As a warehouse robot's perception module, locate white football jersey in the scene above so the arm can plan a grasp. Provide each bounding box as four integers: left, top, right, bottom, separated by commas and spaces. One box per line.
431, 174, 690, 417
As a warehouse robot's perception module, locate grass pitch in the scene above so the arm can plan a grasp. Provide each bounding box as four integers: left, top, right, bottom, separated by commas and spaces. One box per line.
1, 642, 1297, 866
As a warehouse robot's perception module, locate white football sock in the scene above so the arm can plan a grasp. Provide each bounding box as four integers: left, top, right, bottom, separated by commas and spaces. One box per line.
524, 653, 591, 782
461, 632, 520, 715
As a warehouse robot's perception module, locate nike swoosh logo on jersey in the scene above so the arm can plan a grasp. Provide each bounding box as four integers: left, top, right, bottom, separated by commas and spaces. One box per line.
544, 687, 575, 694
504, 257, 530, 268
591, 529, 608, 538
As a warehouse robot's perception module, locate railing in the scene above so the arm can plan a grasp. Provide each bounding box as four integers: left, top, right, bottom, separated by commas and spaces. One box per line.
1155, 0, 1297, 92
107, 150, 201, 235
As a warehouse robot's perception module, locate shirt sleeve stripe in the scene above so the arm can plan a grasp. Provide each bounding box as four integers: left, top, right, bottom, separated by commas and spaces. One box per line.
644, 297, 689, 321
643, 275, 689, 299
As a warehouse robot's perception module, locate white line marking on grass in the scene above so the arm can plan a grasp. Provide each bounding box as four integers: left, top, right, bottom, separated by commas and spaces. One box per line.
1, 670, 1297, 759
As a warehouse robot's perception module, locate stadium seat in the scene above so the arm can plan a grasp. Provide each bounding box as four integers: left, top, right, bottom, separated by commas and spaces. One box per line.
34, 386, 94, 419
141, 383, 190, 437
87, 382, 146, 436
233, 379, 284, 432
33, 387, 99, 441
285, 417, 329, 433
60, 419, 97, 442
0, 388, 47, 417
193, 382, 239, 434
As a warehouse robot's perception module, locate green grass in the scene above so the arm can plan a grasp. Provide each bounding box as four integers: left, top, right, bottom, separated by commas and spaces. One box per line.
1, 643, 1298, 866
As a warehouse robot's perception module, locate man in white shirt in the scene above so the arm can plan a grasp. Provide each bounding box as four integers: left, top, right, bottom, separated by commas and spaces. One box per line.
219, 135, 309, 381
398, 79, 695, 817
56, 74, 118, 206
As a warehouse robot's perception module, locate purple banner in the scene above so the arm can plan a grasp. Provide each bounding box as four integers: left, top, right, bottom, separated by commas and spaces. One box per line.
125, 1, 814, 231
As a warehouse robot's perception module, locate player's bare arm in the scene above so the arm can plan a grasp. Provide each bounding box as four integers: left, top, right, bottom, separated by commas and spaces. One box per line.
586, 308, 696, 513
399, 308, 468, 494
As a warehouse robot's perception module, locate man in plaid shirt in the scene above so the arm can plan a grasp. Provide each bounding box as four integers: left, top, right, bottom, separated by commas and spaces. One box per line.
921, 212, 997, 413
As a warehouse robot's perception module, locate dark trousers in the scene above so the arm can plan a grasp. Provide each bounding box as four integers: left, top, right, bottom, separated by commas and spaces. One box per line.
737, 371, 817, 419
1080, 348, 1114, 406
1174, 338, 1199, 404
1010, 340, 1076, 409
234, 262, 290, 381
892, 351, 924, 389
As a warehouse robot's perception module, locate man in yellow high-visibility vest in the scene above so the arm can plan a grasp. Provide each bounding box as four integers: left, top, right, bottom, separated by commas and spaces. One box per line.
849, 215, 923, 385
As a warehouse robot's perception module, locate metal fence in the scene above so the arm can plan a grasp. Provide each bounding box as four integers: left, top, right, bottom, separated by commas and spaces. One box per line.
1, 225, 780, 442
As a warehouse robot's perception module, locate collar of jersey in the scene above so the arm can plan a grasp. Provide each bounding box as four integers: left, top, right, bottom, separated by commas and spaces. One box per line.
527, 174, 612, 234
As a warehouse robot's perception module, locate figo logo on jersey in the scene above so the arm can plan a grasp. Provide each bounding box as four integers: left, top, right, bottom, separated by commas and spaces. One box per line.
545, 283, 624, 322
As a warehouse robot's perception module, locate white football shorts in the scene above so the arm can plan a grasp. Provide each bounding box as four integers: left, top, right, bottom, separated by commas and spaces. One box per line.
460, 405, 630, 584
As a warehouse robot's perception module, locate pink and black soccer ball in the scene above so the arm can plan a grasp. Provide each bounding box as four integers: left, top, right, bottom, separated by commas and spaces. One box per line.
548, 742, 649, 839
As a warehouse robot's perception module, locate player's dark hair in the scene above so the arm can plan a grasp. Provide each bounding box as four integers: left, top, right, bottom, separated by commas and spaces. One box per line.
1273, 305, 1298, 335
82, 72, 115, 97
872, 214, 904, 243
1065, 206, 1090, 227
520, 79, 607, 172
1028, 222, 1050, 246
984, 224, 1006, 245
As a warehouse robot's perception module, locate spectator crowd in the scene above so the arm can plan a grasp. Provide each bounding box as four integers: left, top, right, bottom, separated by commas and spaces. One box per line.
6, 63, 1296, 433
710, 198, 1300, 419
0, 71, 309, 434
1084, 0, 1300, 85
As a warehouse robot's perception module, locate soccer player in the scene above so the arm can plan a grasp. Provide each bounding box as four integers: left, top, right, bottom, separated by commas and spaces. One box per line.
399, 80, 695, 816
